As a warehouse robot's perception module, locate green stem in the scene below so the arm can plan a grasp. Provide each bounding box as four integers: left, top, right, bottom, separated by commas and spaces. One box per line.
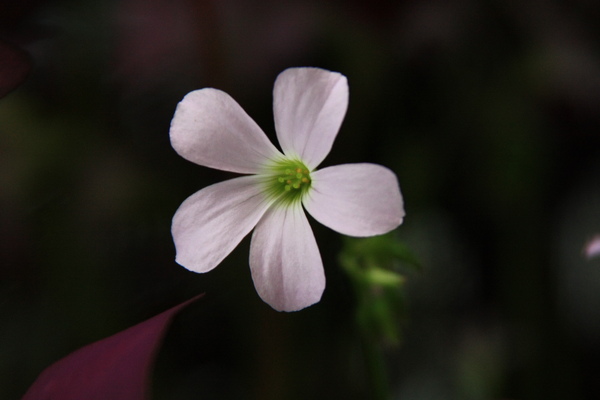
361, 331, 391, 400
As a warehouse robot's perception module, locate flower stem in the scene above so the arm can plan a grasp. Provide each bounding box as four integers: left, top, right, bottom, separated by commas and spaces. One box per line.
338, 235, 420, 399
361, 333, 391, 400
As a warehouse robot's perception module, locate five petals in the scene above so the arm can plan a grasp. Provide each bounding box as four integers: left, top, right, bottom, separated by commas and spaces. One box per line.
170, 67, 404, 311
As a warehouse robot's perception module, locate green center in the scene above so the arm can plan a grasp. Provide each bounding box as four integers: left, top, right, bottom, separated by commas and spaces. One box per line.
262, 158, 312, 205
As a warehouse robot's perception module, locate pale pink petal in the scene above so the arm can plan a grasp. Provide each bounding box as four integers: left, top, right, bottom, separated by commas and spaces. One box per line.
304, 163, 404, 237
172, 176, 273, 273
585, 235, 600, 259
273, 67, 348, 169
249, 203, 325, 311
170, 88, 282, 174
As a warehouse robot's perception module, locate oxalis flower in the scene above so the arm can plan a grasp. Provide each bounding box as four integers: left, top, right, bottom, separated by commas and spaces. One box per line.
170, 67, 404, 311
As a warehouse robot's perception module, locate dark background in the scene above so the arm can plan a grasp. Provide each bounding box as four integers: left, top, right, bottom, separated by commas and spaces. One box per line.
2, 0, 600, 399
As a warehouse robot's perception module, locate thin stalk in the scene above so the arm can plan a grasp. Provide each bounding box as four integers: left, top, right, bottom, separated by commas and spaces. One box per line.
360, 326, 391, 399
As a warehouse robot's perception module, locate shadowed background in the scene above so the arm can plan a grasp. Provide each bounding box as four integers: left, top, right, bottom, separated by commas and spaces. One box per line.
2, 0, 600, 399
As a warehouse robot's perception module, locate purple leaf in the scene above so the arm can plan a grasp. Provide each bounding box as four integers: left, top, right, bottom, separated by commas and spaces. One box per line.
22, 295, 203, 400
0, 40, 31, 98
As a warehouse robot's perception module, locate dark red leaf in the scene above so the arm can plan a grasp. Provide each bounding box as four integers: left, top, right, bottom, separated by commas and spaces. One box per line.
22, 295, 203, 400
0, 40, 31, 98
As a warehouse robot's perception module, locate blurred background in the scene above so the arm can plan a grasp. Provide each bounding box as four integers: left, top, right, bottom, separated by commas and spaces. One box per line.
2, 0, 600, 399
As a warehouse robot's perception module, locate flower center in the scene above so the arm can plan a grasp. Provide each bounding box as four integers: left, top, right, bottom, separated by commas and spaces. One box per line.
262, 158, 312, 205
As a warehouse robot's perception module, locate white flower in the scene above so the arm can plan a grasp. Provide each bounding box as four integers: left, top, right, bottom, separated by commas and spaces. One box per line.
170, 67, 404, 311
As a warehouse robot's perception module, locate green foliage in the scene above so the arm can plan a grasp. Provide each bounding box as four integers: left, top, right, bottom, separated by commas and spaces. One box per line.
339, 234, 420, 346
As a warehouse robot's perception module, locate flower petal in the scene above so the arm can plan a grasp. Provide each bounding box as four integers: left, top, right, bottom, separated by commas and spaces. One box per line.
304, 163, 404, 237
585, 235, 600, 260
170, 88, 282, 174
172, 176, 272, 272
249, 203, 325, 311
273, 67, 348, 169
